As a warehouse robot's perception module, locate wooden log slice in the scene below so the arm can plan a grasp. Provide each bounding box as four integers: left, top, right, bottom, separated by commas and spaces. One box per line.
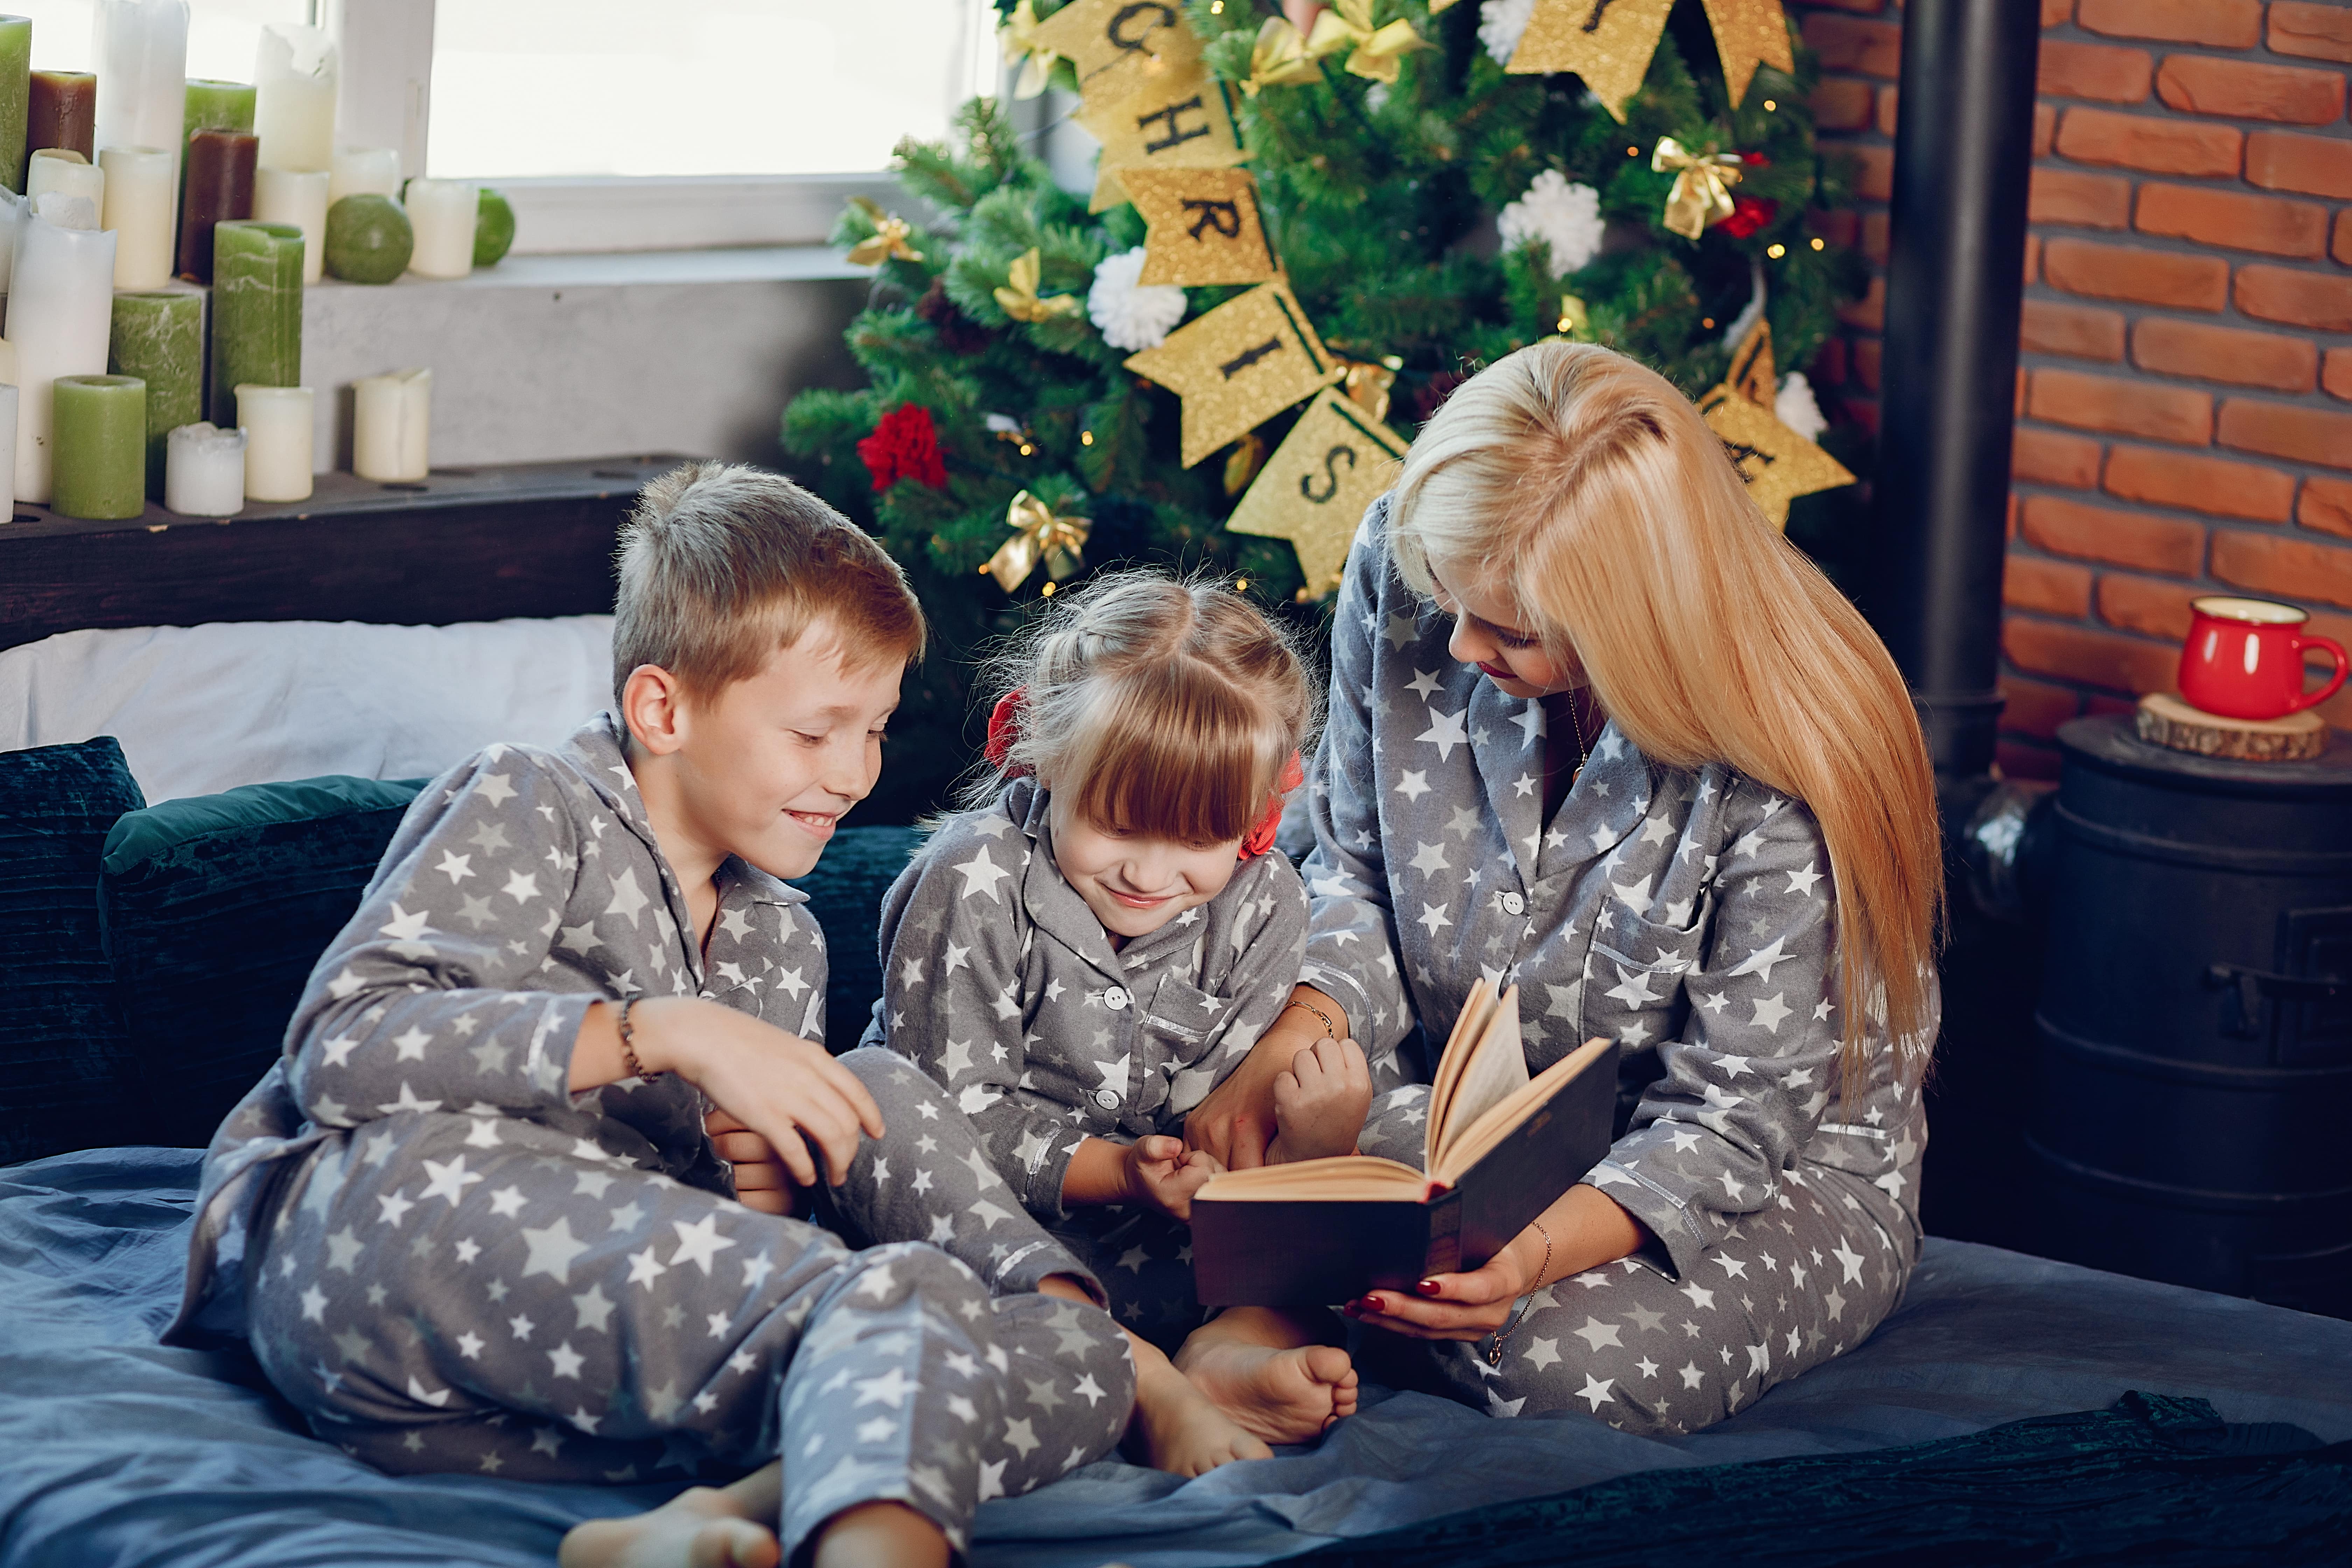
2135, 691, 2329, 762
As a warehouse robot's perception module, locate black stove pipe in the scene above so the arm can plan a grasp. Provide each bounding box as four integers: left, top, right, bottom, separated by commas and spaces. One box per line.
1865, 0, 2044, 783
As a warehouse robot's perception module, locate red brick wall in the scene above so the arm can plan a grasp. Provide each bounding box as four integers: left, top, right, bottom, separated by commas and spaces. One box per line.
1794, 0, 2352, 775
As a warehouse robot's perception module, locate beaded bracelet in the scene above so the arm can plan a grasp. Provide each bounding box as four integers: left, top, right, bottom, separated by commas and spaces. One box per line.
616, 996, 662, 1082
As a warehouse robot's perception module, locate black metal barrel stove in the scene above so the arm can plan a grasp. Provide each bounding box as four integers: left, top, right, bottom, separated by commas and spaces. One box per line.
2028, 718, 2352, 1316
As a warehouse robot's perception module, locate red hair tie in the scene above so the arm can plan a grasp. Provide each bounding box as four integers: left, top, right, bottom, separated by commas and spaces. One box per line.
1240, 752, 1306, 861
985, 686, 1029, 774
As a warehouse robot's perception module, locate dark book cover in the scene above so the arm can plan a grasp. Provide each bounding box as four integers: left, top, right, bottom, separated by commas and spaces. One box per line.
1190, 1046, 1618, 1306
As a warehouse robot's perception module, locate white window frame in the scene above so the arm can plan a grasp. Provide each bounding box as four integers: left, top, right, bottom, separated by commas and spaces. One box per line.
335, 0, 982, 255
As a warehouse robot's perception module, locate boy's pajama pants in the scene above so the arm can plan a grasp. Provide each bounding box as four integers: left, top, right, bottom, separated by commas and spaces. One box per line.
245, 1049, 1134, 1560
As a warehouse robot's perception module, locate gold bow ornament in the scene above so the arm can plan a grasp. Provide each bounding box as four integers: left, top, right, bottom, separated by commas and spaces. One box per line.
845, 197, 924, 266
1338, 355, 1402, 423
1307, 0, 1434, 84
1651, 138, 1745, 242
999, 0, 1063, 99
993, 248, 1083, 324
1241, 16, 1326, 96
985, 490, 1092, 592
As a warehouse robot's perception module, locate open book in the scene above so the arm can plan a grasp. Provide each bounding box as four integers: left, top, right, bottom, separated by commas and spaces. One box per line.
1191, 980, 1617, 1306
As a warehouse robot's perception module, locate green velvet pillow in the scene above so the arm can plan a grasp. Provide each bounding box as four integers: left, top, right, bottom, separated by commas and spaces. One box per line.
0, 737, 148, 1164
790, 824, 921, 1052
99, 776, 428, 1149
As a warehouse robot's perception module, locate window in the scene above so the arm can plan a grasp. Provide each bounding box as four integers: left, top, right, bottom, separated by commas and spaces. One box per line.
428, 0, 999, 180
23, 0, 310, 83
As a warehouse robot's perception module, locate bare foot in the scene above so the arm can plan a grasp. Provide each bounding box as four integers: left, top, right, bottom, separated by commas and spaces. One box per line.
1126, 1355, 1275, 1477
560, 1487, 781, 1568
1174, 1336, 1359, 1446
1270, 1037, 1371, 1163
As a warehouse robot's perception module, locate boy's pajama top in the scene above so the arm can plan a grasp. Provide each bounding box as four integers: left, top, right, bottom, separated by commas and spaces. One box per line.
860, 775, 1311, 1346
163, 715, 1130, 1558
1303, 500, 1937, 1435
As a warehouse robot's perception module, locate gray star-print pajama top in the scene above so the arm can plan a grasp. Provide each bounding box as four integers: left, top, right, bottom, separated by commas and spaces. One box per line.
161, 714, 1133, 1560
856, 775, 1311, 1349
1300, 499, 1935, 1436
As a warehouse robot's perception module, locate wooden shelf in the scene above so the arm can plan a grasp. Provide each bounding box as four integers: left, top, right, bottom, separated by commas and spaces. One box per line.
1, 456, 694, 652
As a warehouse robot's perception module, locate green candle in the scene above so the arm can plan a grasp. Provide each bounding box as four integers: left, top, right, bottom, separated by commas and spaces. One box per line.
53, 374, 149, 521
110, 291, 205, 498
208, 218, 303, 427
0, 17, 30, 195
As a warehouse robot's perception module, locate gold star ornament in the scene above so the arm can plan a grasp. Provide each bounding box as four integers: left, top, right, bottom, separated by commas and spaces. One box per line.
1698, 320, 1853, 529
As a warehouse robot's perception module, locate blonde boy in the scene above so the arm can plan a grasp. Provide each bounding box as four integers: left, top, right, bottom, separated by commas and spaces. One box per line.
166, 464, 1133, 1568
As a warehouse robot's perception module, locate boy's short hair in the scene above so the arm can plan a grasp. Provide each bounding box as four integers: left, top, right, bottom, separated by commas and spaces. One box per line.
611, 462, 925, 704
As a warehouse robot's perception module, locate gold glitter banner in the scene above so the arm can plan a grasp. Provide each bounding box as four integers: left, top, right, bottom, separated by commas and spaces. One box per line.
1031, 0, 1204, 118
1227, 387, 1408, 597
1728, 316, 1777, 409
1506, 0, 1675, 123
1124, 279, 1344, 468
1081, 53, 1249, 213
1698, 381, 1854, 529
1126, 167, 1279, 286
1699, 0, 1795, 111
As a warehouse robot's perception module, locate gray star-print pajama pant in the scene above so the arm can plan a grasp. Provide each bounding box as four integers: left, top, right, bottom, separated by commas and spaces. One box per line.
244, 1055, 1134, 1559
1355, 1088, 1917, 1436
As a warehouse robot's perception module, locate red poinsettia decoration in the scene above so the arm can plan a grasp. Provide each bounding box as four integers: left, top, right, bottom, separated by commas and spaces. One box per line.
1718, 196, 1779, 239
857, 403, 948, 492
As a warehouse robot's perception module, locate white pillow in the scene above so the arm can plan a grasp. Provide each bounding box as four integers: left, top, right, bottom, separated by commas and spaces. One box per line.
0, 617, 616, 803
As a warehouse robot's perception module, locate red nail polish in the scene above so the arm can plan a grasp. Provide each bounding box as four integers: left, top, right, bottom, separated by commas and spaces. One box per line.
1415, 1278, 1441, 1296
1355, 1295, 1382, 1314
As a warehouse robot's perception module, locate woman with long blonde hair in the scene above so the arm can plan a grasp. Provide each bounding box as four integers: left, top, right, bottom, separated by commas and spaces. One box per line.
1184, 340, 1943, 1431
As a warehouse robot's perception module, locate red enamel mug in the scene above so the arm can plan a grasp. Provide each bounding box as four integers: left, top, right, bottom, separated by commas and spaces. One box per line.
2176, 596, 2348, 721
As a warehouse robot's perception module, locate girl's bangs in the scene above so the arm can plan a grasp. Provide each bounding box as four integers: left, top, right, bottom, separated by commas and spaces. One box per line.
1064, 672, 1276, 846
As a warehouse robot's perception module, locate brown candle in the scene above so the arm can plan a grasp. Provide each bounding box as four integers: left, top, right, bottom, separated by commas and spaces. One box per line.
27, 69, 95, 161
177, 127, 256, 284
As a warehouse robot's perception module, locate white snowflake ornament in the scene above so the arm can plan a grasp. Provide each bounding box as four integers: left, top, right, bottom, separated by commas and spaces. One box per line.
1776, 373, 1829, 442
1086, 247, 1186, 352
1498, 170, 1605, 278
1479, 0, 1538, 66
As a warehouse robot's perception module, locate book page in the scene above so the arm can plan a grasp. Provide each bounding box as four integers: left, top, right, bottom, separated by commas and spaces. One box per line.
1424, 980, 1499, 1171
1431, 984, 1528, 1171
1434, 1034, 1614, 1186
1192, 1154, 1429, 1201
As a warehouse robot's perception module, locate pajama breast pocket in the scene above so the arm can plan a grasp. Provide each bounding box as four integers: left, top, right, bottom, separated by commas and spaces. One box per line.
1583, 902, 1707, 1051
1139, 972, 1233, 1120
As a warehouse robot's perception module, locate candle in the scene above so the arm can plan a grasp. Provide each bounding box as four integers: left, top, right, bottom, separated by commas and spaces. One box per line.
208, 219, 303, 427
328, 144, 399, 205
0, 380, 16, 519
183, 77, 256, 142
236, 384, 312, 502
164, 420, 244, 514
354, 367, 431, 482
4, 207, 117, 504
100, 146, 176, 289
28, 70, 96, 160
108, 290, 202, 497
0, 16, 29, 194
176, 125, 254, 282
402, 177, 476, 280
94, 0, 189, 201
253, 24, 335, 174
52, 374, 148, 522
252, 165, 328, 284
27, 148, 104, 211
0, 187, 18, 292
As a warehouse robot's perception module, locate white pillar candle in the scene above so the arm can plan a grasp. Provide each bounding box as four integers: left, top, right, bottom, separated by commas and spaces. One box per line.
236, 383, 313, 502
27, 148, 105, 211
253, 166, 330, 284
164, 419, 246, 514
328, 145, 400, 206
99, 146, 176, 290
0, 189, 21, 296
0, 382, 17, 520
402, 177, 476, 280
4, 208, 118, 505
93, 0, 190, 201
254, 23, 337, 175
352, 366, 430, 481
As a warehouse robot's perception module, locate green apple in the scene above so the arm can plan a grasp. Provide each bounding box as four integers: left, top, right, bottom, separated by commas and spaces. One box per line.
473, 187, 516, 268
324, 194, 414, 284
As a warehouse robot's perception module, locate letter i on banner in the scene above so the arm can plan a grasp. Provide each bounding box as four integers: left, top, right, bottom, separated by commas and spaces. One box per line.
1124, 167, 1278, 286
1124, 279, 1344, 468
1506, 0, 1676, 123
1081, 54, 1248, 212
1227, 388, 1409, 597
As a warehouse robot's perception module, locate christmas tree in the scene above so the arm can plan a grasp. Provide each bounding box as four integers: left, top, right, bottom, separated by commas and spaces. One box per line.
784, 0, 1870, 824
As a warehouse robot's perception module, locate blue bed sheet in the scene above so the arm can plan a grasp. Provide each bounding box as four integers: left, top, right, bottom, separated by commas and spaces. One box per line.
6, 1147, 2351, 1568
